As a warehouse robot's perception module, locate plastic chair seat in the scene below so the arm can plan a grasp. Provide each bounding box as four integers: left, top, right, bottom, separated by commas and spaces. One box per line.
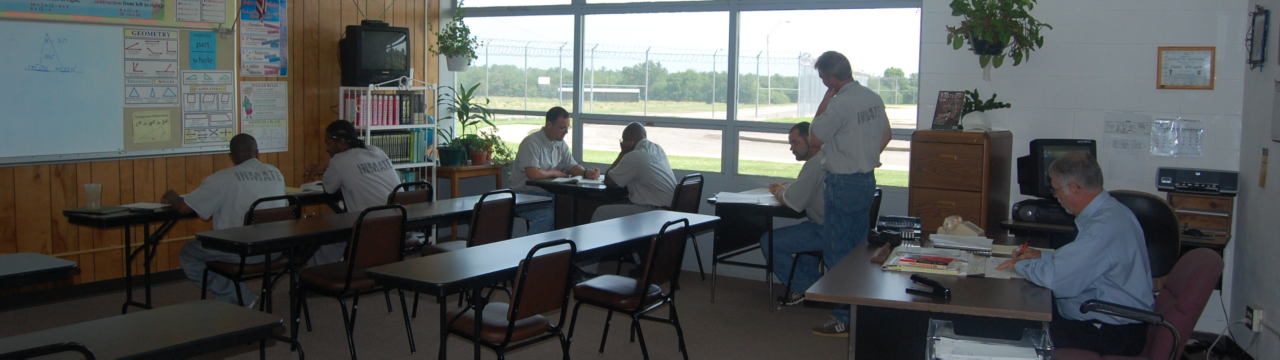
299, 262, 374, 296
446, 303, 551, 344
207, 256, 290, 277
421, 241, 467, 256
573, 274, 664, 310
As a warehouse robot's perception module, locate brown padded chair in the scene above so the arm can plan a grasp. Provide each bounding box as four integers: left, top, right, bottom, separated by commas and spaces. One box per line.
421, 189, 516, 256
568, 219, 692, 360
444, 239, 577, 360
293, 204, 416, 359
414, 189, 518, 318
202, 195, 299, 311
669, 173, 706, 280
387, 181, 434, 255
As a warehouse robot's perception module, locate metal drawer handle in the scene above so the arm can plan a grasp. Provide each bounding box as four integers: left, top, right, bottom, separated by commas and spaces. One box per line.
937, 201, 956, 208
939, 154, 958, 161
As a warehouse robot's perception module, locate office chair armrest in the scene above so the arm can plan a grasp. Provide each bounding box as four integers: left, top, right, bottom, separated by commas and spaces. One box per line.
1080, 300, 1163, 325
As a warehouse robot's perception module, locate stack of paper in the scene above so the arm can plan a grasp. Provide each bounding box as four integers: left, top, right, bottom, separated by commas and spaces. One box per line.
932, 337, 1040, 360
714, 188, 780, 206
931, 234, 994, 252
882, 246, 973, 276
300, 181, 324, 192
551, 175, 605, 185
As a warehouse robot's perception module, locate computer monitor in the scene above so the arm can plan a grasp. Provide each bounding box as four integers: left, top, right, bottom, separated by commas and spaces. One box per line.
1016, 139, 1098, 199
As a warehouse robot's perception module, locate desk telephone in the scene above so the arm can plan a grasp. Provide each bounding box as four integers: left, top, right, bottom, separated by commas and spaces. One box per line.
938, 215, 984, 237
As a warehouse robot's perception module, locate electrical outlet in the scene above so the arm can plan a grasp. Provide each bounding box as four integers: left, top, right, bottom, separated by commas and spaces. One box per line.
1247, 305, 1264, 332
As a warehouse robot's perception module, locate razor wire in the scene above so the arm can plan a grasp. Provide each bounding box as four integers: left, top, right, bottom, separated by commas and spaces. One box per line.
476, 38, 813, 66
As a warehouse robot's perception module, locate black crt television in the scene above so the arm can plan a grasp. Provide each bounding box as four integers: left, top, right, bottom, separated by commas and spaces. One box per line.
1016, 139, 1098, 199
340, 20, 411, 87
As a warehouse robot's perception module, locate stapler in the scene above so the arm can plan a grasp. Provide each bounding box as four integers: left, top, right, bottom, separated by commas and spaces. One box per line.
906, 274, 951, 299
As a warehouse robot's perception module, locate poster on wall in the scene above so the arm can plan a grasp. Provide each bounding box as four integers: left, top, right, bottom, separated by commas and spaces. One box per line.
181, 70, 236, 146
0, 0, 163, 20
123, 29, 180, 107
1151, 118, 1204, 157
240, 81, 288, 152
239, 0, 287, 76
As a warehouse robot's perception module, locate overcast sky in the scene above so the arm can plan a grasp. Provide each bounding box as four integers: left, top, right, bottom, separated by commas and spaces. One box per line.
463, 7, 921, 77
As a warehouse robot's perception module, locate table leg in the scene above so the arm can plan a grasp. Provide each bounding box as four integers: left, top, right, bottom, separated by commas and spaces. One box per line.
470, 289, 487, 360
847, 304, 858, 360
438, 294, 448, 360
451, 173, 460, 237
121, 219, 178, 314
766, 216, 775, 313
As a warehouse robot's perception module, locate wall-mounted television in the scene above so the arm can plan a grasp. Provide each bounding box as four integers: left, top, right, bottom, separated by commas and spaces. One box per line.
1016, 139, 1098, 199
340, 20, 411, 87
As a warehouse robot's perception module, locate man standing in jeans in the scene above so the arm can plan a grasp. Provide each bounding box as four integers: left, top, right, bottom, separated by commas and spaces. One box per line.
806, 51, 891, 337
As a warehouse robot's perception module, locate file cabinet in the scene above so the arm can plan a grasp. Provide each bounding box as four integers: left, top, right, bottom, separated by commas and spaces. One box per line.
908, 130, 1013, 233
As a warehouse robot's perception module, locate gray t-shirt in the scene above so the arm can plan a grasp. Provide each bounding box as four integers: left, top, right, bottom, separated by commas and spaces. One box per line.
508, 129, 579, 193
185, 159, 286, 230
323, 146, 400, 213
609, 139, 676, 208
811, 81, 889, 174
780, 151, 826, 224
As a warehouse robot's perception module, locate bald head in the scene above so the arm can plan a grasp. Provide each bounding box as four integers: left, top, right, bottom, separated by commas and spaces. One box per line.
229, 134, 259, 164
622, 122, 647, 142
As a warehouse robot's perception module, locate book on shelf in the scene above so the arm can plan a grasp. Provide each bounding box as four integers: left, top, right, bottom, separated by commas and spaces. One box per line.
344, 92, 432, 127
359, 129, 436, 165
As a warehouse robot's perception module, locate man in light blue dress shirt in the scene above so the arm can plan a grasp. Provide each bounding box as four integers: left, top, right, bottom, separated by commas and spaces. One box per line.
997, 152, 1154, 356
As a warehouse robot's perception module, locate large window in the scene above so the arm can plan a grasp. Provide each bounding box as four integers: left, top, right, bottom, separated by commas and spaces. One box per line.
458, 1, 921, 186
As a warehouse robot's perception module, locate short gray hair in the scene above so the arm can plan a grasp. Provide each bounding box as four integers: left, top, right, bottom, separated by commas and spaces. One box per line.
1048, 152, 1103, 192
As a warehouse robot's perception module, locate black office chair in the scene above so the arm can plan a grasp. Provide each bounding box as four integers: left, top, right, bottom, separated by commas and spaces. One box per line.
1108, 190, 1181, 291
781, 188, 881, 304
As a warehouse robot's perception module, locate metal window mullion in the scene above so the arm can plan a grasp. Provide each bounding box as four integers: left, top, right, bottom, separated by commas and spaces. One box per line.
723, 5, 740, 176
571, 3, 586, 162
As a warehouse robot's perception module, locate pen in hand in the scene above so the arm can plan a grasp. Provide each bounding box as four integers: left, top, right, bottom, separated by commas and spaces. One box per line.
1017, 242, 1029, 258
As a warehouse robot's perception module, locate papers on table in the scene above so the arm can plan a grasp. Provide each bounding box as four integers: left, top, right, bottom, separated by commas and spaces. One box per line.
931, 234, 994, 253
981, 257, 1022, 279
933, 337, 1040, 360
550, 175, 605, 185
121, 203, 169, 210
713, 188, 781, 206
882, 246, 973, 276
300, 181, 324, 192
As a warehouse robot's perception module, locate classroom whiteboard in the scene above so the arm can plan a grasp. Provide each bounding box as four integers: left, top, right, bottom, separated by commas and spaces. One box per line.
0, 20, 125, 158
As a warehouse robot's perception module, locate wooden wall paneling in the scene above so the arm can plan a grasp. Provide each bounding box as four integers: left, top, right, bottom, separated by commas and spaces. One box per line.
427, 1, 438, 87
118, 160, 141, 275
0, 167, 15, 255
302, 0, 322, 173
164, 156, 187, 270
74, 163, 94, 282
90, 161, 122, 281
13, 165, 52, 254
50, 164, 79, 267
185, 155, 215, 238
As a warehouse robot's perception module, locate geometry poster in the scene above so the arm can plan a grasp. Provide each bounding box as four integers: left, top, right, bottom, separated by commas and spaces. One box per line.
181, 70, 236, 146
124, 28, 180, 107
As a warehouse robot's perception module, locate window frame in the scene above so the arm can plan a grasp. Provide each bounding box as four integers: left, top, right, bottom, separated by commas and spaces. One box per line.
443, 0, 922, 178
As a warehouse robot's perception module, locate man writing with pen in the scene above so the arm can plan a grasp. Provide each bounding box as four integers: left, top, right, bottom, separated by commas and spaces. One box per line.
996, 152, 1153, 356
759, 121, 828, 308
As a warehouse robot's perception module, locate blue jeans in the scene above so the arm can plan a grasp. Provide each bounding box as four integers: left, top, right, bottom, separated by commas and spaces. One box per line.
515, 190, 555, 234
760, 221, 824, 293
824, 172, 876, 325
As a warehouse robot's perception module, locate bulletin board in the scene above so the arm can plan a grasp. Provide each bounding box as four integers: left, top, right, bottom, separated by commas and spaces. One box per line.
0, 8, 238, 165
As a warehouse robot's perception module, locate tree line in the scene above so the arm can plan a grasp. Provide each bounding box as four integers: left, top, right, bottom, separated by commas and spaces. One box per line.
457, 62, 919, 105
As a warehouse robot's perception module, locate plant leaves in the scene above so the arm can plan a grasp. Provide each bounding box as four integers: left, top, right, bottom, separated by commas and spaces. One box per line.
979, 55, 991, 68
992, 54, 1005, 68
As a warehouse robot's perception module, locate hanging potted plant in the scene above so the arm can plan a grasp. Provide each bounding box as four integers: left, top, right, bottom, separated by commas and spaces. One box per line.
959, 89, 1010, 132
429, 1, 481, 72
945, 0, 1052, 69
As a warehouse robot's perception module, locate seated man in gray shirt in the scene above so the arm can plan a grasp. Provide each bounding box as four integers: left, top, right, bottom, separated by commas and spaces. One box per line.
507, 107, 600, 234
591, 122, 676, 222
760, 122, 826, 307
997, 152, 1154, 356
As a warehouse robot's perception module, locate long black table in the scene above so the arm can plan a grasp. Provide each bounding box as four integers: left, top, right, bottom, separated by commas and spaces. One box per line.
706, 198, 804, 311
0, 253, 79, 291
367, 210, 720, 360
525, 179, 630, 229
0, 300, 296, 360
62, 190, 341, 313
196, 193, 552, 343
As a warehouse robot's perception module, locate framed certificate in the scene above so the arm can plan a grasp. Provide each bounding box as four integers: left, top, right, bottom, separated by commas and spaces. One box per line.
1158, 46, 1215, 90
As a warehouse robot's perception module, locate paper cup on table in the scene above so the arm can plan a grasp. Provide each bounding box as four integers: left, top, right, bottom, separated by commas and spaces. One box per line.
84, 183, 102, 210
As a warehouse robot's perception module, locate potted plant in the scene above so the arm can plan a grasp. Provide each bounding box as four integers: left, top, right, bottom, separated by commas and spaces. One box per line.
439, 83, 496, 164
429, 0, 481, 72
959, 89, 1010, 132
945, 0, 1052, 69
436, 127, 468, 166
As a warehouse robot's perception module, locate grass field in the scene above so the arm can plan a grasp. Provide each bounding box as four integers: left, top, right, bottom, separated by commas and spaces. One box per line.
503, 140, 909, 187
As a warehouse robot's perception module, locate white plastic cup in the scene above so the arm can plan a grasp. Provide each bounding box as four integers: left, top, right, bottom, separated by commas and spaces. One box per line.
85, 183, 102, 210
